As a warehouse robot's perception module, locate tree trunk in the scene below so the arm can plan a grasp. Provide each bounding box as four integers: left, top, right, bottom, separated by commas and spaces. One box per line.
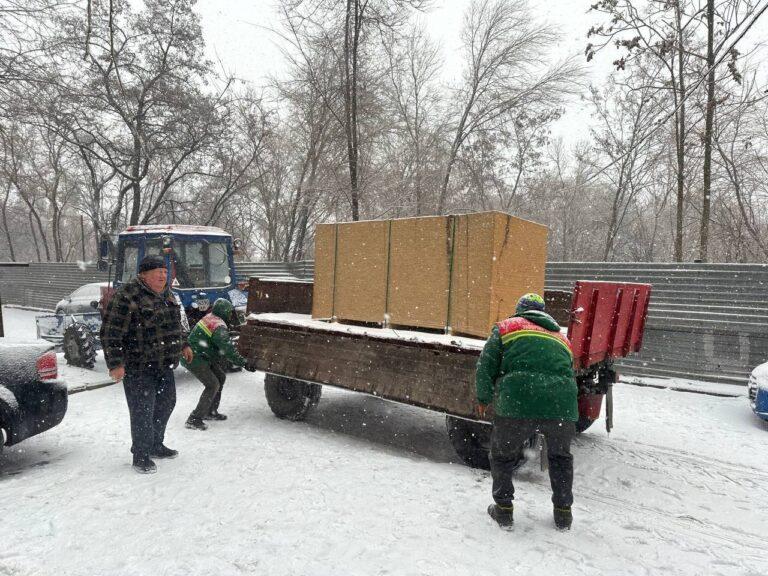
700, 0, 715, 262
343, 0, 361, 220
673, 3, 686, 262
28, 211, 42, 262
1, 185, 15, 261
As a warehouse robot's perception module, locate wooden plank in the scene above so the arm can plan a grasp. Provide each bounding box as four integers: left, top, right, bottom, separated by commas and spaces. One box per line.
239, 319, 481, 419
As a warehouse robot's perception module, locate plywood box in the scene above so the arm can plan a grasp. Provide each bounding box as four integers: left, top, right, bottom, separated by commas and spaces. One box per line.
312, 211, 547, 337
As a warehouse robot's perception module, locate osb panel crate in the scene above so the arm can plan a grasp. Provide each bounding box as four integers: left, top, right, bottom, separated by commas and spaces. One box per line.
312, 211, 547, 337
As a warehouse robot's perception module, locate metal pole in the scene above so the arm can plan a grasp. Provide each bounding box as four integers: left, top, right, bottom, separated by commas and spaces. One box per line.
81, 216, 86, 262
0, 293, 4, 337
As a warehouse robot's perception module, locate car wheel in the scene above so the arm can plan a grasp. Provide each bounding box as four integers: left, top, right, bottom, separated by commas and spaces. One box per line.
63, 323, 97, 369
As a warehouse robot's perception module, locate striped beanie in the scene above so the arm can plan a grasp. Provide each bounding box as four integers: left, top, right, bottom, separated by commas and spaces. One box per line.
515, 292, 545, 314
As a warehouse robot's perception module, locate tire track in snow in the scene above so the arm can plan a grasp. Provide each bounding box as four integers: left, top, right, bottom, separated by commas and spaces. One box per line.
573, 436, 766, 567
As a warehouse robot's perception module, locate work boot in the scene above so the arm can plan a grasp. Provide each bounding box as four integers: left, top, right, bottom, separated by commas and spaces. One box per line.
203, 410, 227, 421
132, 455, 157, 474
185, 416, 208, 431
554, 506, 573, 530
151, 444, 179, 459
487, 503, 514, 529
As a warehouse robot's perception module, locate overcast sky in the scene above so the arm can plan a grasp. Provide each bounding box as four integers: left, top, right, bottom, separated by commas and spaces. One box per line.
195, 0, 768, 146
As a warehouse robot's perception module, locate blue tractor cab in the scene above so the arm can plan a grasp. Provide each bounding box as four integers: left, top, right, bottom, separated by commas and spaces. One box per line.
111, 225, 242, 323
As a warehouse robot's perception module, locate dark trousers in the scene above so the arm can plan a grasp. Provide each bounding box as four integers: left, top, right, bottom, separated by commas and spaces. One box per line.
189, 362, 226, 419
123, 367, 177, 457
490, 417, 575, 508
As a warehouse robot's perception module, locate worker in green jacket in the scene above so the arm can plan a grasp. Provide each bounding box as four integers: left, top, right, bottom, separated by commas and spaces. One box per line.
182, 298, 251, 430
476, 293, 578, 530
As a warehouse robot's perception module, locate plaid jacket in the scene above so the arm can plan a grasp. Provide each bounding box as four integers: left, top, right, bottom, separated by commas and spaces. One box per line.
101, 277, 186, 371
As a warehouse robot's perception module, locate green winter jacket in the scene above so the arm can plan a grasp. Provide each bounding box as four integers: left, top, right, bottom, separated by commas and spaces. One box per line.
475, 310, 578, 421
181, 298, 246, 371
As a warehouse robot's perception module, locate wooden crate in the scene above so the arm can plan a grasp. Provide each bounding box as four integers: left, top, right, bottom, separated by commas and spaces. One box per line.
312, 211, 547, 337
246, 278, 313, 315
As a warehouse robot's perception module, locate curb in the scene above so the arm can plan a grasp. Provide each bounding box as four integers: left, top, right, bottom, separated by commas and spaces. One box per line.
67, 380, 116, 395
619, 378, 742, 398
1, 304, 55, 313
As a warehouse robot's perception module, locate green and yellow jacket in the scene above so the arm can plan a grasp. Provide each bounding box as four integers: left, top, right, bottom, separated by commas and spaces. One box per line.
181, 299, 246, 371
475, 310, 577, 421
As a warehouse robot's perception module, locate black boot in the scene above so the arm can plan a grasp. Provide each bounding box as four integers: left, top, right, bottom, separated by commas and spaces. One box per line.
132, 455, 157, 474
203, 410, 227, 421
554, 506, 572, 530
151, 444, 179, 459
185, 416, 208, 431
487, 503, 514, 528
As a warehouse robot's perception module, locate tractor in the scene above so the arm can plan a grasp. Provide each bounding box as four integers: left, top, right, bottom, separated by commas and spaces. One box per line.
37, 225, 246, 369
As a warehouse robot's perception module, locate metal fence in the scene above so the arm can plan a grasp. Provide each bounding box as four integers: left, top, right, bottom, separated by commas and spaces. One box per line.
0, 261, 315, 311
546, 262, 768, 384
2, 260, 764, 384
0, 263, 109, 310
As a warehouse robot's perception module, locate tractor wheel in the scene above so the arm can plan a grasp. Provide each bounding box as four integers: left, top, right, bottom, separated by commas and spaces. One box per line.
264, 374, 322, 421
445, 416, 536, 471
575, 415, 596, 433
63, 323, 97, 369
446, 416, 492, 469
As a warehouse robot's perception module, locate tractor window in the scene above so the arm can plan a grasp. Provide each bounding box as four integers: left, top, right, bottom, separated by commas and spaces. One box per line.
208, 242, 230, 286
172, 239, 231, 289
121, 244, 139, 283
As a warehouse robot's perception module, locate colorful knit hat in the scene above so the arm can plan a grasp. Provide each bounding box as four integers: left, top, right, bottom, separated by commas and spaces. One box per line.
516, 292, 545, 314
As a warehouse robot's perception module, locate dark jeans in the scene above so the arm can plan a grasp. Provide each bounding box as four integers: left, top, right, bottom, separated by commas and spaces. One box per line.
123, 367, 177, 457
490, 417, 575, 508
189, 362, 226, 419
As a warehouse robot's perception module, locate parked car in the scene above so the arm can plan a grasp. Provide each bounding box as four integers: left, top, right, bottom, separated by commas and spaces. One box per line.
54, 282, 109, 315
747, 361, 768, 421
0, 338, 68, 451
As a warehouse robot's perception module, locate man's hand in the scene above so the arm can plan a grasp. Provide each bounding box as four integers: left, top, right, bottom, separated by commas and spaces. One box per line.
477, 404, 488, 419
109, 366, 125, 382
182, 345, 194, 363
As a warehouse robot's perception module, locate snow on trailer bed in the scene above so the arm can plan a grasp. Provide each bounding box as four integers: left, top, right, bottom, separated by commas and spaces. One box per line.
247, 312, 489, 350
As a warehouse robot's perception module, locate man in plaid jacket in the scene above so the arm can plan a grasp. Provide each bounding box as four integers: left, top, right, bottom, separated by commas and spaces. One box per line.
101, 255, 193, 474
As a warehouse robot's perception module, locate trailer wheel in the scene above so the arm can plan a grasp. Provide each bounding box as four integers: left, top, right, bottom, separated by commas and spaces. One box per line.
446, 416, 492, 469
264, 374, 322, 421
575, 415, 596, 433
63, 323, 97, 369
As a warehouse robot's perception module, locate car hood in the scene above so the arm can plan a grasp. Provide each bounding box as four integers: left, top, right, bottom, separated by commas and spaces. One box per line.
751, 361, 768, 386
0, 339, 54, 388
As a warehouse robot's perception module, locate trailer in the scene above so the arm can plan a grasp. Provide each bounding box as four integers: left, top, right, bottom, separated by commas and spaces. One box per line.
238, 279, 651, 468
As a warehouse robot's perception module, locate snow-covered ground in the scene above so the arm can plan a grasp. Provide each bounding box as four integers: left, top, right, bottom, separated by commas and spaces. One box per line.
2, 305, 767, 575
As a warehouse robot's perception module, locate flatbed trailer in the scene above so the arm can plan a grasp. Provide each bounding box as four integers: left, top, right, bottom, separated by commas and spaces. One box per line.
239, 280, 651, 468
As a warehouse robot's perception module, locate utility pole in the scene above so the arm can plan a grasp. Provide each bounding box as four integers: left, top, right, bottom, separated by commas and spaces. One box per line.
81, 215, 87, 262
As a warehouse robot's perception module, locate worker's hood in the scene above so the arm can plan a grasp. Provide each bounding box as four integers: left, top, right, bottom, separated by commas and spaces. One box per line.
211, 298, 234, 321
514, 310, 561, 332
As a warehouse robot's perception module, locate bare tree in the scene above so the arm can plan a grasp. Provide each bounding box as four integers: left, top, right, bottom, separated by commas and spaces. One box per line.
437, 0, 580, 213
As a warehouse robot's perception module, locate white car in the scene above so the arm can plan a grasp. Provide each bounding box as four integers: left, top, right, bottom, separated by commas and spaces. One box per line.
54, 282, 109, 315
747, 362, 768, 421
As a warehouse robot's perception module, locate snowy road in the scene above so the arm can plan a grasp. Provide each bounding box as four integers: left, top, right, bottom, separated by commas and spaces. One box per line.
1, 306, 767, 575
